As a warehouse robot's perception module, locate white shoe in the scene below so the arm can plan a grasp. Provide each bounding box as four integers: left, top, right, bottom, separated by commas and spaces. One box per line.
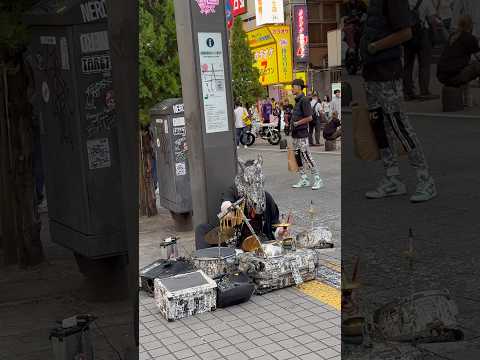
237, 146, 240, 150
244, 145, 248, 149
312, 176, 324, 190
292, 175, 310, 188
410, 177, 437, 203
365, 177, 407, 199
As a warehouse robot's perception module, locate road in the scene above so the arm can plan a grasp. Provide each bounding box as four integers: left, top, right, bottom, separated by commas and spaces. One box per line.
140, 143, 342, 360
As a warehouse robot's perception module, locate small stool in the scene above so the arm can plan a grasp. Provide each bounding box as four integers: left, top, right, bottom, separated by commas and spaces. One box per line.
442, 86, 464, 112
325, 140, 337, 151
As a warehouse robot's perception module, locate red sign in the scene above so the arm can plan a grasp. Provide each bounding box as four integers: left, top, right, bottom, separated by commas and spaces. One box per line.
293, 5, 309, 64
231, 0, 247, 17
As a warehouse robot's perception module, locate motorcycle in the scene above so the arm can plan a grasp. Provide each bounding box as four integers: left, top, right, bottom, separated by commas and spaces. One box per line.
240, 121, 281, 146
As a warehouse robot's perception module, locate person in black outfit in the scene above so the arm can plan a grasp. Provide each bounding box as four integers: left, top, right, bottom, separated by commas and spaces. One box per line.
437, 15, 480, 87
195, 155, 284, 250
323, 111, 342, 141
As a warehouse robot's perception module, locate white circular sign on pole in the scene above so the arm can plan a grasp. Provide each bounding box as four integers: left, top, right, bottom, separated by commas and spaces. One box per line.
42, 81, 50, 103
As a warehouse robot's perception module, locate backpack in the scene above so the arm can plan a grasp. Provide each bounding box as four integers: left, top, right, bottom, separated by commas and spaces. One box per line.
312, 101, 322, 123
405, 0, 425, 49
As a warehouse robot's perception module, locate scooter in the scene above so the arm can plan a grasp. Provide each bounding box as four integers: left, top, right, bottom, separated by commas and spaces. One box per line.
240, 122, 281, 146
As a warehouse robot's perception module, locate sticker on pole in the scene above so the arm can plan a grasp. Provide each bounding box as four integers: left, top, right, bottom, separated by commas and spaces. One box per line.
198, 32, 229, 133
42, 82, 50, 103
87, 138, 111, 170
195, 0, 220, 15
175, 162, 186, 176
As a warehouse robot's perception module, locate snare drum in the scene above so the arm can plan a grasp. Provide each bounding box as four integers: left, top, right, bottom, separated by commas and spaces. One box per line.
192, 247, 237, 278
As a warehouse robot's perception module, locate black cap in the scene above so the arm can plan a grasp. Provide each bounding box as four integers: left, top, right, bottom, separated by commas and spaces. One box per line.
292, 79, 305, 89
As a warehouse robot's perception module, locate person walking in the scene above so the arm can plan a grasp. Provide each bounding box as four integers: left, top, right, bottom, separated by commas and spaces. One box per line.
234, 101, 249, 149
403, 0, 437, 101
309, 92, 323, 146
261, 97, 272, 123
290, 79, 323, 190
360, 0, 437, 202
453, 0, 480, 38
322, 95, 331, 120
433, 0, 454, 31
330, 89, 342, 120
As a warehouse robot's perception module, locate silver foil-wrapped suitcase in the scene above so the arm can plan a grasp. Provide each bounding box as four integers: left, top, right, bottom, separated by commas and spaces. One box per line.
154, 270, 217, 321
296, 227, 334, 249
238, 249, 317, 294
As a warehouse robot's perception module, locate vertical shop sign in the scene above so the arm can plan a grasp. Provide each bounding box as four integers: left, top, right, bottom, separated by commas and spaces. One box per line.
293, 5, 309, 64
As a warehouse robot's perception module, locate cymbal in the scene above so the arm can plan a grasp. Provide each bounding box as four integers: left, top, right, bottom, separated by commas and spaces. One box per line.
205, 226, 235, 245
241, 235, 262, 252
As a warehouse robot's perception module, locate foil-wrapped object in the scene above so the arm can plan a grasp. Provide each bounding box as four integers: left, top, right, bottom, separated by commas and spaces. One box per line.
191, 247, 237, 278
154, 270, 217, 321
238, 249, 318, 294
296, 227, 334, 249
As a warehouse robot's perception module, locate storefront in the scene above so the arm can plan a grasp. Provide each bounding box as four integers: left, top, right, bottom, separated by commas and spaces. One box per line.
246, 24, 293, 102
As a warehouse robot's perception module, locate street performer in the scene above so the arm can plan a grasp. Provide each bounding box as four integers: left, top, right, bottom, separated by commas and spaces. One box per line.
195, 155, 287, 250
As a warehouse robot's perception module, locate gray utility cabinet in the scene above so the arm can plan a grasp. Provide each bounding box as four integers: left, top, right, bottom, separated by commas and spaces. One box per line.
151, 99, 192, 215
24, 0, 125, 259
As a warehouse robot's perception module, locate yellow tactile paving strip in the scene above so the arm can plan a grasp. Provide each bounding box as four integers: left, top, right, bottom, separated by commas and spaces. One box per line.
297, 280, 341, 311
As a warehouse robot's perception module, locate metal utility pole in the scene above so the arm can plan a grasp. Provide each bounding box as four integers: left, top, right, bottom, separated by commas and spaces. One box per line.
173, 0, 237, 229
106, 0, 139, 357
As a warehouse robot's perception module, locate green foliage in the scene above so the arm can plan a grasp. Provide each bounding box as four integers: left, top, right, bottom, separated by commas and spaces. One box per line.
230, 16, 265, 107
0, 1, 37, 52
139, 0, 181, 125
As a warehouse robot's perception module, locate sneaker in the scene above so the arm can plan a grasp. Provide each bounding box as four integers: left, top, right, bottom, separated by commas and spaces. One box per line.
312, 176, 324, 190
365, 177, 407, 199
244, 145, 248, 149
410, 177, 437, 203
292, 175, 310, 188
237, 145, 240, 150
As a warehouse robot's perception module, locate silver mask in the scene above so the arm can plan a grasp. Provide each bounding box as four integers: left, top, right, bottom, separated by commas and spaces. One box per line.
234, 155, 266, 215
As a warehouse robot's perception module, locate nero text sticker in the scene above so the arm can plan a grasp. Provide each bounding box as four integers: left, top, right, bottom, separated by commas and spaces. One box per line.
172, 117, 185, 127
87, 138, 111, 169
175, 162, 186, 176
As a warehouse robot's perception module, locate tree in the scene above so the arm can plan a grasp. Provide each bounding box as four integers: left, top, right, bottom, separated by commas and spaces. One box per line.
0, 0, 44, 267
138, 0, 181, 216
230, 16, 265, 106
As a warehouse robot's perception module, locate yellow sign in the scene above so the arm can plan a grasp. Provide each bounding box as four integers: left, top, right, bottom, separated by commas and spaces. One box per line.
269, 25, 293, 84
247, 25, 293, 86
246, 27, 274, 48
253, 44, 278, 85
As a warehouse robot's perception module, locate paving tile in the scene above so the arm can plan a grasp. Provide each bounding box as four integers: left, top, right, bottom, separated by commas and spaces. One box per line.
321, 337, 341, 347
260, 326, 279, 336
195, 327, 215, 337
199, 350, 222, 360
227, 334, 248, 345
271, 349, 295, 360
142, 341, 164, 351
256, 355, 276, 360
140, 352, 152, 360
289, 345, 312, 357
165, 340, 188, 353
236, 324, 255, 333
243, 330, 264, 340
147, 347, 170, 357
316, 347, 340, 359
262, 342, 283, 353
152, 354, 176, 360
244, 347, 267, 359
161, 335, 182, 346
284, 328, 304, 338
183, 356, 201, 360
192, 343, 213, 355
268, 332, 289, 342
300, 353, 325, 360
210, 339, 231, 350
277, 338, 301, 349
310, 330, 331, 340
235, 340, 257, 352
218, 345, 240, 357
202, 333, 222, 342
252, 336, 274, 347
225, 352, 249, 360
175, 349, 196, 359
274, 323, 295, 332
295, 334, 316, 344
140, 335, 157, 344
305, 341, 328, 352
221, 328, 239, 337
186, 337, 206, 347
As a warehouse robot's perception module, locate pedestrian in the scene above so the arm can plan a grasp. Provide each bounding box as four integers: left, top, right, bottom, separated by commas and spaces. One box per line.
453, 0, 480, 38
437, 15, 480, 88
403, 0, 437, 101
323, 111, 342, 141
261, 97, 272, 123
360, 0, 437, 202
322, 95, 331, 120
272, 102, 281, 131
282, 99, 293, 136
331, 89, 341, 120
234, 100, 249, 149
290, 79, 323, 190
309, 92, 323, 146
433, 0, 454, 31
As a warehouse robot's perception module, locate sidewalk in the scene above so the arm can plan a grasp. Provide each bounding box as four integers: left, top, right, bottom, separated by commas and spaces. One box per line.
140, 149, 341, 360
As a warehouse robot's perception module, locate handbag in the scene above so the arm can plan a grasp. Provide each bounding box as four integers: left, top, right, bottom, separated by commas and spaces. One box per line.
287, 146, 298, 172
352, 104, 407, 161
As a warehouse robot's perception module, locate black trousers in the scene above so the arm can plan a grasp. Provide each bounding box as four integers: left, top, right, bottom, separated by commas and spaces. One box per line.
403, 29, 433, 96
308, 118, 322, 145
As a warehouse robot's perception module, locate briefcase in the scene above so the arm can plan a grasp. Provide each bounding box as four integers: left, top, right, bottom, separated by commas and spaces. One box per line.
215, 272, 255, 308
154, 270, 217, 321
238, 249, 317, 294
139, 258, 194, 296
